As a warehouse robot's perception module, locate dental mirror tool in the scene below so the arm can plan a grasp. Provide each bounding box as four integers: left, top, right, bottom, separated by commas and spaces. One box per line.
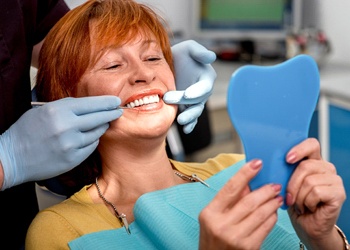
227, 54, 320, 209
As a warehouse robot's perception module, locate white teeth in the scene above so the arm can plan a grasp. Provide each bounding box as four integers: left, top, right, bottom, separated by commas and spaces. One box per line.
126, 94, 160, 108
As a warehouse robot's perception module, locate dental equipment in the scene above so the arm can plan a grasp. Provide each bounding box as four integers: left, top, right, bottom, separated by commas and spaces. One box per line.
31, 102, 131, 109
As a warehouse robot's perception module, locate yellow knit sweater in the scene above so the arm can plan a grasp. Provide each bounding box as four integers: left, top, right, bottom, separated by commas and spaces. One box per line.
25, 153, 245, 250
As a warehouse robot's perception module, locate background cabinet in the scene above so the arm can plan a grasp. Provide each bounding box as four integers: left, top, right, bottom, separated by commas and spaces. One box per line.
318, 64, 350, 235
328, 104, 350, 234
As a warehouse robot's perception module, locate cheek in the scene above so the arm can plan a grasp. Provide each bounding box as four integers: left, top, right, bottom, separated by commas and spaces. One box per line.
168, 82, 176, 91
76, 78, 95, 97
77, 83, 106, 97
171, 103, 178, 116
76, 83, 88, 97
164, 69, 176, 91
77, 78, 123, 97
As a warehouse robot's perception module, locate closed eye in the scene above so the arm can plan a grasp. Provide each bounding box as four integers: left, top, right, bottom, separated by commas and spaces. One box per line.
146, 57, 161, 62
104, 64, 121, 70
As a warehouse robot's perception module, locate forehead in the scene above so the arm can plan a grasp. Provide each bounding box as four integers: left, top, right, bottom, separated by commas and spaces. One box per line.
90, 14, 160, 45
88, 21, 160, 61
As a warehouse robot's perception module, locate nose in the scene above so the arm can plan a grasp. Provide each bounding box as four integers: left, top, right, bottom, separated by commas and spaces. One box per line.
129, 60, 155, 85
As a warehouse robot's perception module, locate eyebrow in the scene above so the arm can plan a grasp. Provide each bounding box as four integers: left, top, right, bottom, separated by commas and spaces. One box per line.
139, 39, 159, 48
99, 38, 159, 53
92, 38, 161, 67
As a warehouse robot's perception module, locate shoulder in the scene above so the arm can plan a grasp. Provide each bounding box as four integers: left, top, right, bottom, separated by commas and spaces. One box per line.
204, 153, 245, 166
170, 153, 245, 179
26, 185, 118, 249
25, 199, 79, 250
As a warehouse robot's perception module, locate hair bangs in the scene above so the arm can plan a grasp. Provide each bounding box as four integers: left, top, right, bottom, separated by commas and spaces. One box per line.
88, 0, 173, 72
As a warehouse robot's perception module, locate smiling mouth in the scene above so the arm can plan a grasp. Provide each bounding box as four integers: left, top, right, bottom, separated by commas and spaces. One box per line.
125, 94, 160, 108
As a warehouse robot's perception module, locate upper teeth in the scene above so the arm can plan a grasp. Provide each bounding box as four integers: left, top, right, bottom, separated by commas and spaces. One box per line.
126, 94, 160, 108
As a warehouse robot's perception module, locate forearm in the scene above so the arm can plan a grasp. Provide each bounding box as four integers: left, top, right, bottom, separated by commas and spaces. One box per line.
303, 225, 348, 250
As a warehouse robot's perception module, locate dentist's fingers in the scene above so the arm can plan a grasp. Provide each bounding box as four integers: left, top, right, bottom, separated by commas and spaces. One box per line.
65, 96, 121, 115
185, 40, 217, 64
177, 104, 204, 125
183, 74, 215, 99
163, 90, 210, 105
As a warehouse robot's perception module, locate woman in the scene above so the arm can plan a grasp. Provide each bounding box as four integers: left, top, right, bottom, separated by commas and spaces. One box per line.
26, 0, 347, 249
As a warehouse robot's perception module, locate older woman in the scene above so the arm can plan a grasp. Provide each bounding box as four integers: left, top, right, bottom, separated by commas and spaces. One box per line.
26, 0, 347, 249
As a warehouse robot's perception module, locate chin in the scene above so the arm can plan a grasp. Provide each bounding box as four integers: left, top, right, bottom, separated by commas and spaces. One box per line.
140, 117, 174, 136
107, 114, 174, 138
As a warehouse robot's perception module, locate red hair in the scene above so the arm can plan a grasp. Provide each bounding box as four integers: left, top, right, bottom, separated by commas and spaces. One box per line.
36, 0, 174, 101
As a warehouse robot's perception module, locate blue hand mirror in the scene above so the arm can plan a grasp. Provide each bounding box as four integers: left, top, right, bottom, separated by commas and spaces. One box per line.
227, 55, 320, 209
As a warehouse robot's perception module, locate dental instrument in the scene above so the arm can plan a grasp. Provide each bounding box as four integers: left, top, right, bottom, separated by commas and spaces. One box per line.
31, 101, 131, 109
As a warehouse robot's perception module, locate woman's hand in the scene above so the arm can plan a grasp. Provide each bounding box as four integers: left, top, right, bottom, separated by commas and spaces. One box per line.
286, 138, 346, 249
199, 160, 283, 250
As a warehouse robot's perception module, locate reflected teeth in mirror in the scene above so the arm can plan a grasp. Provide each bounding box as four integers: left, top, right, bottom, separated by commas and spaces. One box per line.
126, 95, 160, 108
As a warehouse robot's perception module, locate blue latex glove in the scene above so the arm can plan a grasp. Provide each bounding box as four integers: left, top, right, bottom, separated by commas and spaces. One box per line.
163, 40, 217, 134
0, 96, 122, 190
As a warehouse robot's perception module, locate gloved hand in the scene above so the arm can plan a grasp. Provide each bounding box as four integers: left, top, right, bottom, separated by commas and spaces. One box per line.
163, 40, 217, 134
0, 96, 122, 190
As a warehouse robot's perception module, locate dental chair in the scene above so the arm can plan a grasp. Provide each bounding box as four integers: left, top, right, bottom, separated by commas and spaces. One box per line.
166, 104, 212, 161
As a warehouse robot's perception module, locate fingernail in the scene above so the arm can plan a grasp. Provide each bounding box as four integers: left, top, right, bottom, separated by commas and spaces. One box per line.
286, 152, 297, 163
251, 159, 262, 170
286, 193, 293, 206
276, 196, 283, 205
272, 184, 282, 193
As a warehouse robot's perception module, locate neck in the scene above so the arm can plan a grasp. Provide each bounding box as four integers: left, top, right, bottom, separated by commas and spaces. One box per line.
92, 137, 181, 205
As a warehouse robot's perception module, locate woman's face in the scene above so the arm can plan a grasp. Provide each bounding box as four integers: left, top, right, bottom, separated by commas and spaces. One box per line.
77, 33, 177, 140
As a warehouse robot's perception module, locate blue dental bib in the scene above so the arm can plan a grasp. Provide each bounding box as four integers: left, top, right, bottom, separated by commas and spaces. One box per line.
69, 161, 300, 250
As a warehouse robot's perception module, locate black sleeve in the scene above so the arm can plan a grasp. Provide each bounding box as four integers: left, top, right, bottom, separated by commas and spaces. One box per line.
34, 0, 70, 44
